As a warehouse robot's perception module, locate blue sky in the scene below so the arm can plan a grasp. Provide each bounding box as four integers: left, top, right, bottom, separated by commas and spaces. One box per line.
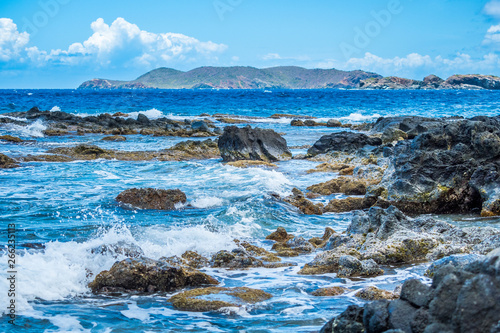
1, 0, 500, 88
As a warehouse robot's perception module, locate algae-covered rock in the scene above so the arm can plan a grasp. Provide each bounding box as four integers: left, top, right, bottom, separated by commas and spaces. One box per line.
0, 135, 23, 143
355, 286, 400, 300
312, 286, 352, 297
282, 188, 324, 215
101, 135, 126, 141
0, 153, 19, 168
225, 160, 277, 168
307, 176, 380, 196
169, 287, 272, 312
266, 227, 294, 243
89, 257, 218, 293
116, 188, 187, 210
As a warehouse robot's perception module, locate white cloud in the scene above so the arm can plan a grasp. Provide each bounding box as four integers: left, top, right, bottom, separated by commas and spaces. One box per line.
484, 24, 500, 46
485, 1, 500, 18
0, 18, 29, 61
262, 53, 282, 60
338, 52, 500, 78
0, 17, 227, 68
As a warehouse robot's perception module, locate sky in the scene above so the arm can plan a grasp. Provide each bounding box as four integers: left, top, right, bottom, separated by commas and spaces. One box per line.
1, 0, 500, 88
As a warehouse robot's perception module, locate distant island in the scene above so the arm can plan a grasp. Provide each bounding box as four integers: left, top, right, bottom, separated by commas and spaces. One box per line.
78, 66, 500, 90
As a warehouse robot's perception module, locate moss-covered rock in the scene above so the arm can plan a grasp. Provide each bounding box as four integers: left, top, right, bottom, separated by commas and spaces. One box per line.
311, 286, 352, 297
169, 287, 272, 312
116, 188, 187, 210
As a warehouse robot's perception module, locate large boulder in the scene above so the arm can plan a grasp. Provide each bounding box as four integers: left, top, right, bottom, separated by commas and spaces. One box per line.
88, 257, 219, 293
218, 126, 292, 162
368, 118, 500, 216
321, 247, 500, 333
116, 188, 187, 210
307, 132, 382, 156
299, 206, 500, 274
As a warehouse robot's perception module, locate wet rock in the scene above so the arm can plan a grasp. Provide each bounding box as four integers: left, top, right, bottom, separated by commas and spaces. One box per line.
43, 129, 69, 136
218, 126, 292, 162
291, 119, 305, 126
191, 120, 210, 132
425, 253, 484, 278
327, 119, 342, 127
137, 113, 150, 125
89, 257, 218, 293
211, 249, 264, 269
235, 240, 284, 264
309, 227, 335, 248
101, 135, 126, 141
307, 132, 382, 156
160, 251, 210, 270
116, 188, 187, 210
323, 197, 373, 213
381, 128, 408, 144
322, 247, 500, 333
0, 153, 19, 168
320, 305, 364, 333
301, 206, 500, 274
312, 286, 351, 297
265, 227, 294, 243
337, 256, 384, 278
306, 162, 355, 174
272, 236, 315, 257
307, 176, 380, 196
0, 135, 23, 143
282, 188, 324, 215
367, 118, 500, 215
169, 287, 272, 312
355, 286, 400, 300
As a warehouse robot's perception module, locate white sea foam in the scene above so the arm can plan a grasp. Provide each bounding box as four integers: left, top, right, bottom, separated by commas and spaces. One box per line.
0, 114, 27, 122
4, 119, 47, 137
338, 112, 381, 122
50, 106, 61, 112
191, 196, 224, 208
127, 108, 165, 120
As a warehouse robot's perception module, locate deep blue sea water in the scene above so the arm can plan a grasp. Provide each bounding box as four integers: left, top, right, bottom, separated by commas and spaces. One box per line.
1, 89, 500, 332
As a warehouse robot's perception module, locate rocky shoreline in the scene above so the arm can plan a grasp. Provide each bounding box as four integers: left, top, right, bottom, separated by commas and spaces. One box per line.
2, 107, 500, 331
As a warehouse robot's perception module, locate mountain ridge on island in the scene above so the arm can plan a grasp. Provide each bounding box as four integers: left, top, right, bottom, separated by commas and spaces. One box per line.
77, 66, 500, 90
78, 66, 382, 89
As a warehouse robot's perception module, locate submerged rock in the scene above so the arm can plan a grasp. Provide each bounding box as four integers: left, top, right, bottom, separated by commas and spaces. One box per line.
218, 126, 292, 162
321, 248, 500, 333
89, 257, 218, 293
101, 135, 126, 141
169, 287, 272, 312
116, 188, 187, 210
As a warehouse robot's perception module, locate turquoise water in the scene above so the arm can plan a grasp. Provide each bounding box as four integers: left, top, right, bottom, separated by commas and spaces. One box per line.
1, 89, 500, 332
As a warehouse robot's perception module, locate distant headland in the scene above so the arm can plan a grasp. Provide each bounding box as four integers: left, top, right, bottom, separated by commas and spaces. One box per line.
78, 66, 500, 90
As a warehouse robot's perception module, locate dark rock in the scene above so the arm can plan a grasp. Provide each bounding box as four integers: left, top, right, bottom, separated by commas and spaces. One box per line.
291, 119, 305, 126
116, 188, 187, 210
307, 131, 382, 156
218, 126, 292, 162
337, 255, 384, 278
400, 279, 432, 308
320, 305, 365, 333
327, 119, 342, 127
211, 249, 264, 269
324, 249, 500, 333
363, 300, 390, 333
304, 120, 318, 126
191, 120, 210, 132
88, 257, 218, 293
137, 113, 150, 125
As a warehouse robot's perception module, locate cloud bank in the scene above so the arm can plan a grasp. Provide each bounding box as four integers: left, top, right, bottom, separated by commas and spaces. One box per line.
0, 17, 227, 68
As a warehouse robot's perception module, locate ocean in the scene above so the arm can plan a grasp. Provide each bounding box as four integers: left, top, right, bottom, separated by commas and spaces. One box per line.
1, 89, 500, 332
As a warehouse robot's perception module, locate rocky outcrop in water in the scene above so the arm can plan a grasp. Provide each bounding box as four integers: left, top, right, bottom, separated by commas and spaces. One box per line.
169, 286, 272, 312
22, 139, 220, 162
320, 247, 500, 333
367, 117, 500, 216
0, 153, 19, 168
218, 126, 292, 162
116, 188, 187, 210
299, 206, 500, 275
88, 257, 219, 293
307, 132, 382, 156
